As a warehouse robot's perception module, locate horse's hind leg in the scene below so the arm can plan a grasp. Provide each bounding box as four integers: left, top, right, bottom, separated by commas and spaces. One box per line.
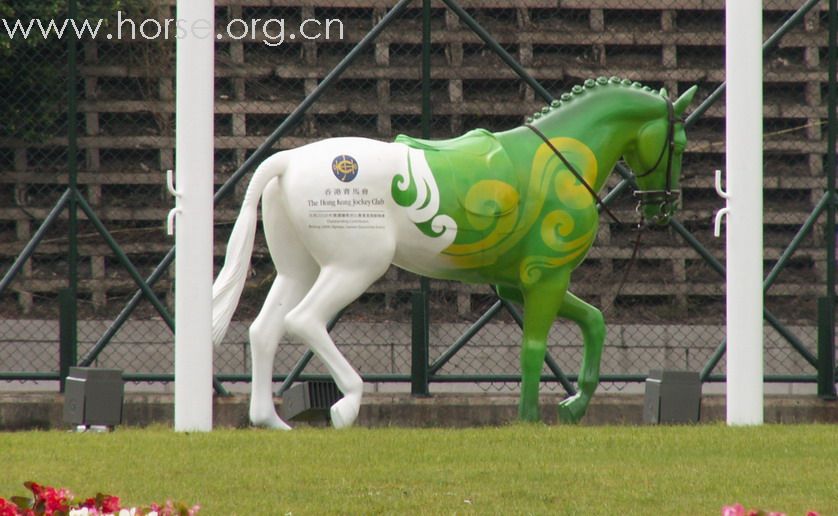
248, 178, 319, 429
556, 292, 605, 424
248, 272, 315, 429
284, 261, 392, 429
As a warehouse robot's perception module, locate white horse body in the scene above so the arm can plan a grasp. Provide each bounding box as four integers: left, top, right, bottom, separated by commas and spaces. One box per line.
212, 137, 458, 429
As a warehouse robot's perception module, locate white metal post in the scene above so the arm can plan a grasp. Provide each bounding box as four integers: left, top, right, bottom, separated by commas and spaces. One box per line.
725, 0, 764, 425
174, 0, 215, 431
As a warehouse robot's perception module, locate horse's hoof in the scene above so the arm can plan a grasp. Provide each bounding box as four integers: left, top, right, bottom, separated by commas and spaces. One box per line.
250, 412, 292, 430
330, 395, 361, 429
558, 394, 589, 424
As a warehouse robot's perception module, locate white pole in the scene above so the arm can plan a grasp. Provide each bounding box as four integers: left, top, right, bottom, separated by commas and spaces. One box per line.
725, 0, 764, 425
174, 0, 214, 431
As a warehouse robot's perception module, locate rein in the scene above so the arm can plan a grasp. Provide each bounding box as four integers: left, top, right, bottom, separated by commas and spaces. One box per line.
607, 223, 645, 314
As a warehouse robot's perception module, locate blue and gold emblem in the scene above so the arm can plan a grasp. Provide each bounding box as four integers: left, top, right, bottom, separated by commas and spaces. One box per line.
331, 154, 359, 182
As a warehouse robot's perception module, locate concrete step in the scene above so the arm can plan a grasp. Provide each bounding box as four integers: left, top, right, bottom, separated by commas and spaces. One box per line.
1, 392, 836, 430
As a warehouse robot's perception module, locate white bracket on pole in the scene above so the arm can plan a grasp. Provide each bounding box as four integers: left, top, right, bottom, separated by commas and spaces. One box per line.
166, 169, 182, 236
174, 0, 215, 432
724, 0, 764, 426
713, 169, 730, 238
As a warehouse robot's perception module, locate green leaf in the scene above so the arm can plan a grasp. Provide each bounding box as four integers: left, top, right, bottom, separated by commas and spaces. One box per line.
11, 495, 33, 509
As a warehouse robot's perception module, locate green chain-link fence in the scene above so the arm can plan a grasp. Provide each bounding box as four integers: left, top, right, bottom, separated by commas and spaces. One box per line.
0, 0, 835, 396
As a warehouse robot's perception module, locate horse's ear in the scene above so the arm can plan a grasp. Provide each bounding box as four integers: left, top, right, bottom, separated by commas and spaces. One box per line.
674, 85, 699, 116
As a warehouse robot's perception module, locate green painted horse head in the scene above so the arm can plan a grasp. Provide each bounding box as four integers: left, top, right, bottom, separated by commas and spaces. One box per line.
523, 76, 697, 227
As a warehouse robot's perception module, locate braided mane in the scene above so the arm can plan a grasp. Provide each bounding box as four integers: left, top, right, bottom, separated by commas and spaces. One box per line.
526, 76, 662, 123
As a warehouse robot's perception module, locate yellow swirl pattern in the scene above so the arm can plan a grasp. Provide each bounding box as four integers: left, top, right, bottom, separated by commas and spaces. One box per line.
463, 180, 519, 230
541, 210, 574, 245
540, 210, 595, 253
442, 137, 599, 279
534, 138, 598, 210
520, 249, 590, 285
444, 180, 519, 258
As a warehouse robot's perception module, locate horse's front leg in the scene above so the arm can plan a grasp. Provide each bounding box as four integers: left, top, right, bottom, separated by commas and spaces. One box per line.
518, 272, 570, 423
556, 292, 605, 424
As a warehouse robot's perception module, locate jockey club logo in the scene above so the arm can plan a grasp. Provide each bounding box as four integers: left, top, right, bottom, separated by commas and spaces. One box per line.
331, 154, 359, 182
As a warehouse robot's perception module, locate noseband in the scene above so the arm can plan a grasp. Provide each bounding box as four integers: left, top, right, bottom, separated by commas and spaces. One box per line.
633, 97, 681, 224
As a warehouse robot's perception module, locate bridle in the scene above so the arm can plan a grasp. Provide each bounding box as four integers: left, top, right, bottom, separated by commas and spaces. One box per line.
632, 97, 682, 226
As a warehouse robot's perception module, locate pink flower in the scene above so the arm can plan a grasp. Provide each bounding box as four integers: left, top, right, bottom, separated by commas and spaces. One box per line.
100, 495, 121, 514
39, 486, 72, 515
3, 483, 198, 516
722, 504, 745, 516
0, 498, 19, 516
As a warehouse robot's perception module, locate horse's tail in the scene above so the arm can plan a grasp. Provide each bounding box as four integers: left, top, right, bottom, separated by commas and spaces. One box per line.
212, 152, 289, 346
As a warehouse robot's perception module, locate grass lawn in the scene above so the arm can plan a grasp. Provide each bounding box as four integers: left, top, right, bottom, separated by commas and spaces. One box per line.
0, 423, 833, 515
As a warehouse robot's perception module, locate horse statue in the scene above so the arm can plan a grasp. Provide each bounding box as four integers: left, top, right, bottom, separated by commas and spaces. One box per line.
211, 76, 698, 429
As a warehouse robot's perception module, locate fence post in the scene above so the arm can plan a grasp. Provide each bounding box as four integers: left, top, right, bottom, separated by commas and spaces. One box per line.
820, 0, 838, 400
817, 297, 836, 398
67, 0, 79, 299
61, 0, 80, 394
59, 289, 77, 392
173, 0, 215, 432
410, 0, 432, 397
411, 289, 430, 396
724, 0, 764, 426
